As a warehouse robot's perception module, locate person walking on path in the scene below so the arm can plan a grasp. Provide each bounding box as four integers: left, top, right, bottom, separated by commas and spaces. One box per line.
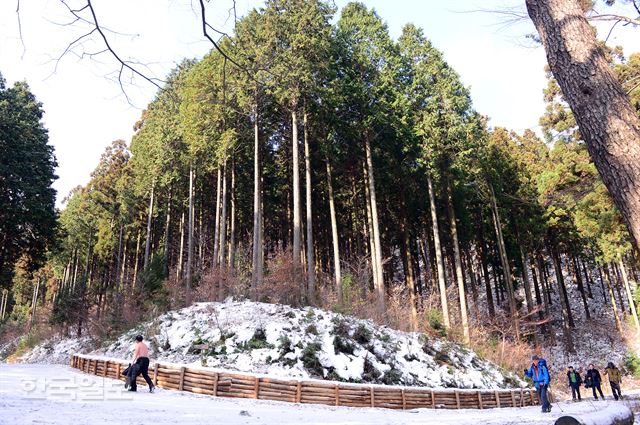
566, 366, 582, 401
129, 335, 155, 393
585, 363, 605, 400
604, 362, 622, 400
525, 355, 552, 413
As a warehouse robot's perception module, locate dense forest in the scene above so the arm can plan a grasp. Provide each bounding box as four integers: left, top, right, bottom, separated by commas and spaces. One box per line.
2, 0, 640, 372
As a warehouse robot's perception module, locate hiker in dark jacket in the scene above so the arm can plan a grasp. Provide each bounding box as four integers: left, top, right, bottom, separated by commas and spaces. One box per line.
585, 364, 604, 400
604, 362, 622, 400
525, 355, 552, 413
566, 366, 582, 401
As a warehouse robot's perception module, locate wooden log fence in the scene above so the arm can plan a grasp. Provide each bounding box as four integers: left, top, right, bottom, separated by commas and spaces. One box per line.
70, 353, 539, 410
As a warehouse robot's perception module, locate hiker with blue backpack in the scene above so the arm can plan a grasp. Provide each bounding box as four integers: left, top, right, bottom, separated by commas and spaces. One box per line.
525, 355, 552, 413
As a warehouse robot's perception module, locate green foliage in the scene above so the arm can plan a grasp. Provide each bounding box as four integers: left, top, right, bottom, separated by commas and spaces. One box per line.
238, 328, 274, 351
623, 351, 640, 378
0, 74, 58, 286
353, 324, 371, 344
301, 342, 323, 376
333, 335, 354, 355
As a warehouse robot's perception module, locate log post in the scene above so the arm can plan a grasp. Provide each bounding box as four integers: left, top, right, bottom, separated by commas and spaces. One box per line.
401, 389, 406, 410
455, 390, 460, 409
179, 367, 185, 391
334, 384, 339, 406
295, 381, 301, 403
510, 391, 516, 407
370, 387, 375, 407
478, 392, 483, 409
430, 389, 435, 408
213, 372, 219, 397
520, 389, 524, 407
254, 377, 260, 399
495, 390, 501, 408
116, 363, 121, 381
153, 363, 159, 386
104, 360, 108, 377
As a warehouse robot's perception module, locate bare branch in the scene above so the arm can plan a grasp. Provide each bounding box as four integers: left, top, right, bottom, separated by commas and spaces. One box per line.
16, 0, 26, 59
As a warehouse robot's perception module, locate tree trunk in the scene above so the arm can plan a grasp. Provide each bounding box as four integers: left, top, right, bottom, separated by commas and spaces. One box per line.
570, 254, 590, 320
292, 109, 303, 297
550, 244, 576, 353
477, 214, 495, 317
144, 181, 155, 269
363, 162, 378, 293
604, 263, 623, 333
219, 159, 228, 270
326, 158, 342, 301
446, 180, 469, 344
401, 208, 418, 331
364, 136, 385, 312
427, 175, 450, 331
304, 111, 316, 302
132, 229, 141, 289
163, 187, 172, 277
186, 164, 194, 306
213, 166, 222, 268
488, 182, 519, 339
596, 264, 608, 304
618, 257, 640, 334
176, 211, 185, 282
229, 156, 236, 273
251, 103, 263, 297
526, 0, 640, 250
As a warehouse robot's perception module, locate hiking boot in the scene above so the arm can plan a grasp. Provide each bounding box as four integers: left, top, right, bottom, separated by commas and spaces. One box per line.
149, 386, 155, 393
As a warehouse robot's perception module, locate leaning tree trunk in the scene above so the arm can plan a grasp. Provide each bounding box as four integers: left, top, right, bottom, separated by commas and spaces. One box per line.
618, 257, 640, 334
549, 244, 576, 353
326, 158, 342, 301
488, 182, 519, 339
304, 111, 316, 302
526, 0, 640, 250
604, 263, 623, 333
427, 175, 450, 331
446, 180, 469, 344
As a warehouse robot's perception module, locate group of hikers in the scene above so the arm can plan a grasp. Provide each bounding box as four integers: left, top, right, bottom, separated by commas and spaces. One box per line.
525, 355, 624, 413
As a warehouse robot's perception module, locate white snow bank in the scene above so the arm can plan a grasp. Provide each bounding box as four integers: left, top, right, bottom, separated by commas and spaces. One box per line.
19, 300, 523, 389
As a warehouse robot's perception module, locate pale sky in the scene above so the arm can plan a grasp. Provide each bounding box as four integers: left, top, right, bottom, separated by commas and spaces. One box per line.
1, 0, 638, 206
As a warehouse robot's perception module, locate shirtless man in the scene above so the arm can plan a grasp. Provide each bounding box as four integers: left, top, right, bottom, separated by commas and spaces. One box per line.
129, 335, 155, 393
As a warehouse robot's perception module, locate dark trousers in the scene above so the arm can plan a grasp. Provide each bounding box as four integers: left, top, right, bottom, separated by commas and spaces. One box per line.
570, 383, 581, 400
130, 357, 154, 391
538, 384, 551, 411
591, 383, 604, 399
610, 381, 622, 400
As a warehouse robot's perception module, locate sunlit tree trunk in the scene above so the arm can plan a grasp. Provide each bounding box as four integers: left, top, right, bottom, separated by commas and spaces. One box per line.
427, 175, 450, 331
304, 111, 316, 302
176, 211, 185, 282
251, 103, 263, 297
618, 257, 640, 334
603, 264, 623, 333
229, 156, 236, 273
326, 159, 342, 301
446, 180, 469, 343
213, 166, 222, 268
163, 187, 172, 277
186, 164, 194, 306
219, 159, 228, 270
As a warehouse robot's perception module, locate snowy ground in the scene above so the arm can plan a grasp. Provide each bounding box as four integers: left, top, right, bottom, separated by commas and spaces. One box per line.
0, 364, 635, 425
18, 300, 521, 389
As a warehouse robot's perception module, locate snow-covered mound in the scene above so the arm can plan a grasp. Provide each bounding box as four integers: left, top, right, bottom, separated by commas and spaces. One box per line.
19, 300, 523, 389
